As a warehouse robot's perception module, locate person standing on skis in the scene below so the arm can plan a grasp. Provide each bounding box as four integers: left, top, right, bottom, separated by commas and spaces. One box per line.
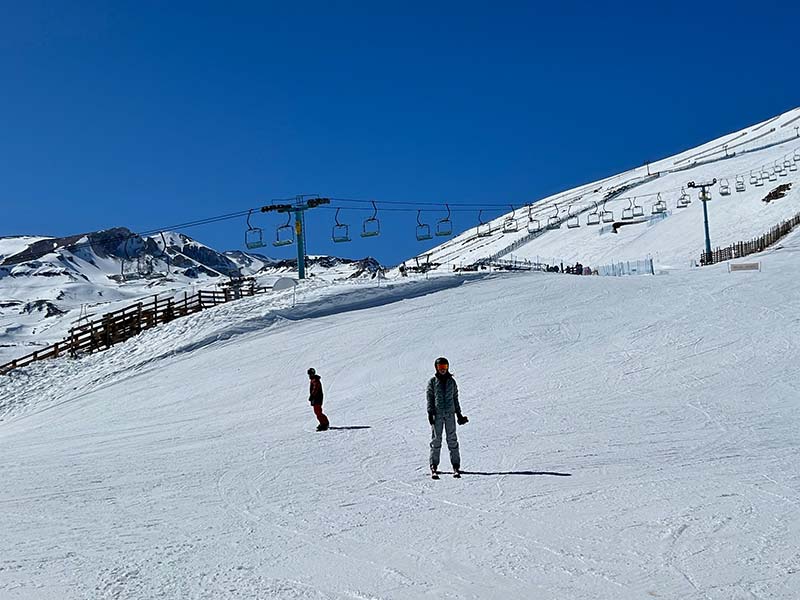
307, 368, 329, 431
427, 357, 468, 478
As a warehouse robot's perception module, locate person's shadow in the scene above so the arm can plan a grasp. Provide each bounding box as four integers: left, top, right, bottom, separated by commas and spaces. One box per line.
327, 426, 372, 430
459, 470, 571, 476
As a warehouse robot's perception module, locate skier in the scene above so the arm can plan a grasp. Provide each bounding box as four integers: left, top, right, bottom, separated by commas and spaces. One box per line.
307, 367, 329, 431
426, 357, 468, 478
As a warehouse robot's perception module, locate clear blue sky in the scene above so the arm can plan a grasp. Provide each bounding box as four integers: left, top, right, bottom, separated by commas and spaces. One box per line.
2, 1, 799, 265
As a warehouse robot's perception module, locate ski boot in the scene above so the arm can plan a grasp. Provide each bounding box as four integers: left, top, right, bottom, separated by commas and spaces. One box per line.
452, 466, 461, 478
430, 465, 440, 480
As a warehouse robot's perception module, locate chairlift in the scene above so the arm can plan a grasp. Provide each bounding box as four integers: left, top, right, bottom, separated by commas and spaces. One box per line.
676, 187, 691, 208
621, 198, 634, 220
651, 193, 667, 215
503, 205, 519, 233
476, 210, 492, 237
361, 201, 380, 238
546, 205, 560, 229
566, 204, 580, 228
600, 200, 614, 223
526, 205, 541, 233
436, 203, 453, 237
273, 212, 295, 247
586, 201, 601, 225
332, 208, 351, 243
415, 210, 432, 241
632, 197, 644, 218
245, 209, 266, 249
719, 178, 731, 196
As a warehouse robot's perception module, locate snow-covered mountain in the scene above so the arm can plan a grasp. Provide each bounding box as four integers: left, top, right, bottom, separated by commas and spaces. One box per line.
0, 229, 383, 365
411, 106, 800, 272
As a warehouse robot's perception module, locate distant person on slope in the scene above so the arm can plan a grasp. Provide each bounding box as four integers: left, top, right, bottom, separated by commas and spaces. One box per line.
307, 368, 329, 431
427, 357, 468, 478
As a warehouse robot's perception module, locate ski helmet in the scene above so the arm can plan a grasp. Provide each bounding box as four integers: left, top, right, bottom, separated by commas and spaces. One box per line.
434, 357, 449, 369
307, 367, 316, 376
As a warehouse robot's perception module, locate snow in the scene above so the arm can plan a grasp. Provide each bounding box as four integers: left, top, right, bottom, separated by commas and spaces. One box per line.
2, 224, 800, 598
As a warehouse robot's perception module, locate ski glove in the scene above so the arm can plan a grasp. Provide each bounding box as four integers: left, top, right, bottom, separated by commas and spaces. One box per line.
428, 413, 435, 425
457, 414, 469, 425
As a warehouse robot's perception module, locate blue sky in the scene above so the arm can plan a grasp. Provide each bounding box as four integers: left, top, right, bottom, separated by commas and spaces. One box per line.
2, 1, 799, 265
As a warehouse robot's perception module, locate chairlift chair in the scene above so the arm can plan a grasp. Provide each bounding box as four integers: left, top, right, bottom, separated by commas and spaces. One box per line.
526, 205, 541, 233
735, 175, 746, 193
794, 149, 800, 163
436, 204, 453, 236
586, 201, 601, 225
768, 168, 778, 182
566, 204, 580, 228
719, 178, 731, 196
332, 208, 351, 243
755, 173, 765, 187
415, 210, 432, 241
476, 210, 492, 237
546, 206, 560, 230
651, 193, 666, 215
778, 160, 788, 177
503, 205, 519, 233
790, 155, 799, 172
273, 212, 295, 247
775, 160, 784, 175
600, 200, 614, 223
361, 201, 381, 238
621, 198, 635, 220
749, 171, 758, 185
676, 187, 691, 208
784, 157, 794, 172
245, 209, 266, 249
632, 197, 644, 218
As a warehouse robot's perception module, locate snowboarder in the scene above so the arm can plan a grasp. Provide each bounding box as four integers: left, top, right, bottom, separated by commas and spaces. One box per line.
427, 357, 468, 478
307, 368, 329, 431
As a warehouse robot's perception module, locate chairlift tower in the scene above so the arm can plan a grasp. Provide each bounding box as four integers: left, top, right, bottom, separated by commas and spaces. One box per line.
260, 195, 330, 280
687, 179, 717, 262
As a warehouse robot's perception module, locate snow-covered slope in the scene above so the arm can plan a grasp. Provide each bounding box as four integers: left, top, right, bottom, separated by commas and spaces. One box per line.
0, 229, 384, 365
416, 106, 800, 271
1, 226, 799, 598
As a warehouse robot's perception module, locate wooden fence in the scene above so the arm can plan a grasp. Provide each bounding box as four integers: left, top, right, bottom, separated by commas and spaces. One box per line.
700, 210, 800, 265
0, 283, 264, 375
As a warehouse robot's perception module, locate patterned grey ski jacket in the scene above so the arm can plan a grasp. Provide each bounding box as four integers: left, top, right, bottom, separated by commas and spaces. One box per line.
426, 373, 461, 415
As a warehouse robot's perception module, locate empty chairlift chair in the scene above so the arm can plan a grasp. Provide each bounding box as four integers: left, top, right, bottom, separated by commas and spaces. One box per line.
526, 205, 541, 233
632, 197, 644, 218
332, 208, 351, 243
777, 160, 788, 177
601, 200, 614, 223
273, 212, 295, 247
546, 206, 561, 230
361, 201, 381, 238
566, 204, 580, 228
651, 193, 667, 215
790, 153, 799, 172
245, 209, 267, 249
719, 178, 731, 196
621, 198, 635, 220
476, 210, 492, 237
735, 175, 746, 193
436, 204, 453, 237
768, 168, 778, 182
503, 206, 519, 233
676, 187, 691, 208
415, 210, 432, 241
586, 201, 601, 225
749, 171, 758, 186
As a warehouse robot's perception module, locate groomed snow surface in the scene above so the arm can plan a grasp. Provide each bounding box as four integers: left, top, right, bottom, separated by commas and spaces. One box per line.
2, 232, 800, 599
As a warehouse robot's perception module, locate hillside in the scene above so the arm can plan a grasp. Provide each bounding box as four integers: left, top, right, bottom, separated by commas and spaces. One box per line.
415, 106, 800, 271
1, 225, 799, 598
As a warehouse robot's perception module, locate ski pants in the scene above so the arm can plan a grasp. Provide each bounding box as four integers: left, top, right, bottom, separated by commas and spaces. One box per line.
312, 403, 329, 428
430, 412, 460, 469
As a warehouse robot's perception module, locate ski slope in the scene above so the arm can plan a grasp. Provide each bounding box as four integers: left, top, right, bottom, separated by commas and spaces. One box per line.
2, 228, 799, 598
417, 106, 800, 270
